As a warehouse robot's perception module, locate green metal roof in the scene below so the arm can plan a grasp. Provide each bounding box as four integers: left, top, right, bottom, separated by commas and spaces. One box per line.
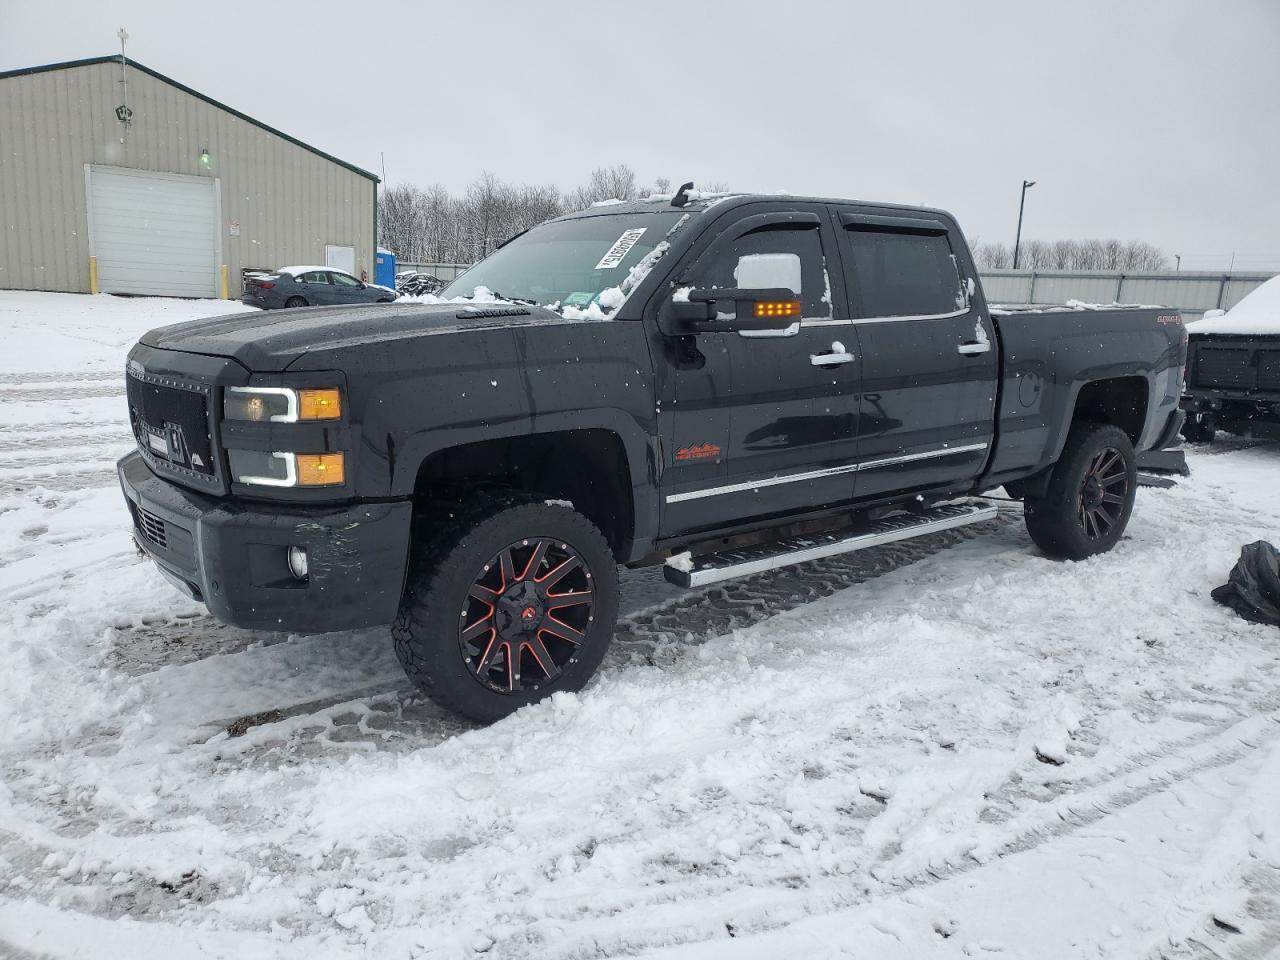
0, 55, 380, 183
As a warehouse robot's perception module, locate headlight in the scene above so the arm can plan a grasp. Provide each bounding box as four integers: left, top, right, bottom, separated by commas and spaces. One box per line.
224, 387, 341, 423
229, 450, 345, 487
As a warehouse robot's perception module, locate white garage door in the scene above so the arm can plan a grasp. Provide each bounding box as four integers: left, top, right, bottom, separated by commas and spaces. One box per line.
88, 166, 219, 298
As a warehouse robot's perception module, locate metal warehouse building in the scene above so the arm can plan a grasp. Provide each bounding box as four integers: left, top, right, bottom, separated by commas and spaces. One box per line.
0, 55, 378, 298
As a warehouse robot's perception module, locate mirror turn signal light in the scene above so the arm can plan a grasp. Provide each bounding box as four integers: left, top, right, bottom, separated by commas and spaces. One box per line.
299, 388, 342, 420
753, 300, 802, 319
295, 453, 345, 486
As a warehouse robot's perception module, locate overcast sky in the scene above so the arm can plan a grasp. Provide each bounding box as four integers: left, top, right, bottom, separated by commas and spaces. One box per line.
3, 0, 1277, 270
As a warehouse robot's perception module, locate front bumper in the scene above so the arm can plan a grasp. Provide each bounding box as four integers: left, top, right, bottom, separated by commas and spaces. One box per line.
118, 450, 412, 632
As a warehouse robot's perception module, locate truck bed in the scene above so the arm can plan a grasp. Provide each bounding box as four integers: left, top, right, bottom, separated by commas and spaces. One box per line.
982, 303, 1185, 485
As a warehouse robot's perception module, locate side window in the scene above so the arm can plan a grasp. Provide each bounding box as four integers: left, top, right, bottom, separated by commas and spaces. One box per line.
690, 225, 828, 317
844, 229, 967, 319
331, 272, 360, 287
302, 271, 329, 284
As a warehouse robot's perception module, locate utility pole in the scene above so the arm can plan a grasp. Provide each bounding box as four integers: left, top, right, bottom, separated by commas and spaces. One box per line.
1175, 254, 1181, 271
1012, 179, 1036, 270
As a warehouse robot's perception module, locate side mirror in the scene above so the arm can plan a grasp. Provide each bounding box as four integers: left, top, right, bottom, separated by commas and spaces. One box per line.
667, 287, 802, 334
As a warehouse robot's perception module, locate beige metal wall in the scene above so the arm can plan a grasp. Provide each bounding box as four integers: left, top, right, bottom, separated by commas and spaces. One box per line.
0, 60, 376, 294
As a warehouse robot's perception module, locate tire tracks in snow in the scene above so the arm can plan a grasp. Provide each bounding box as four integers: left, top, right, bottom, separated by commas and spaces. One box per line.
0, 371, 121, 386
510, 712, 1280, 960
105, 514, 1016, 750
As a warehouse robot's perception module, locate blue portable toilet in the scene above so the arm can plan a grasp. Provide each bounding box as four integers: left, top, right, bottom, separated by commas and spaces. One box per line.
375, 248, 396, 289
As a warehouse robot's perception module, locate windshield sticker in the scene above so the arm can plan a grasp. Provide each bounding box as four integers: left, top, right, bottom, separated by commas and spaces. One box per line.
594, 228, 647, 270
563, 292, 595, 307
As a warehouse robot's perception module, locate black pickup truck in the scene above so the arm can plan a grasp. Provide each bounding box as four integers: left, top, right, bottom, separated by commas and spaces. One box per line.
118, 191, 1186, 722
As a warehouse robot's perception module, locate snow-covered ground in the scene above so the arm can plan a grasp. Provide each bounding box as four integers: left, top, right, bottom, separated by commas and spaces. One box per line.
2, 291, 1280, 959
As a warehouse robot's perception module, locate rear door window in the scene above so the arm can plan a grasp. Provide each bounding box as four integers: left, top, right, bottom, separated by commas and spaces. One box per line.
843, 228, 967, 319
301, 271, 329, 284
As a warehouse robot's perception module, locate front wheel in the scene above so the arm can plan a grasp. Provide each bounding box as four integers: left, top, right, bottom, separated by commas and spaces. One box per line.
1024, 423, 1137, 560
393, 494, 619, 723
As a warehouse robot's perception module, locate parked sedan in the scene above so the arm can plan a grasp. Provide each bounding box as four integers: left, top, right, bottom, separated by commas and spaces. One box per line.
241, 266, 398, 309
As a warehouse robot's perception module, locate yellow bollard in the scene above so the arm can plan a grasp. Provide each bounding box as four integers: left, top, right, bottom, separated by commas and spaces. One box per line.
219, 264, 230, 300
89, 256, 99, 295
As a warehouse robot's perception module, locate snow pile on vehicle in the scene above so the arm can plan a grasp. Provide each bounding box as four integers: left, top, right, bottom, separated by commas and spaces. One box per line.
559, 241, 671, 321
1189, 274, 1280, 335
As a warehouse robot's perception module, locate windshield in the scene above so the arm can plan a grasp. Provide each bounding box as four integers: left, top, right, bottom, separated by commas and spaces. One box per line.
439, 211, 690, 310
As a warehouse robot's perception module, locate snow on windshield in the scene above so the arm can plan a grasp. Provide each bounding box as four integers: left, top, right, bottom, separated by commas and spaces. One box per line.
1189, 274, 1280, 335
559, 241, 671, 320
420, 211, 694, 321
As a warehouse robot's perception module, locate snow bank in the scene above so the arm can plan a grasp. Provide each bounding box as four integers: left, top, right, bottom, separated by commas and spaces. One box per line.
0, 292, 257, 375
1189, 274, 1280, 335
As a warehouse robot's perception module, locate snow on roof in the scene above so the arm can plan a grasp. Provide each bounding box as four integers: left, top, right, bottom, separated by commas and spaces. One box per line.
1189, 275, 1280, 336
277, 265, 343, 277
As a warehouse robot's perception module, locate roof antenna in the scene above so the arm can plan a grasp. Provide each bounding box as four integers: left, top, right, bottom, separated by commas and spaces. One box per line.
671, 181, 694, 208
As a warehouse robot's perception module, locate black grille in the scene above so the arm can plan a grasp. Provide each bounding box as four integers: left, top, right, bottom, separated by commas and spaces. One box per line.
1194, 348, 1254, 390
126, 373, 215, 475
136, 506, 168, 549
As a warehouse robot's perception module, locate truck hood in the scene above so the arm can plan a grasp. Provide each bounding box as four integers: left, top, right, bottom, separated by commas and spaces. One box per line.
140, 302, 576, 371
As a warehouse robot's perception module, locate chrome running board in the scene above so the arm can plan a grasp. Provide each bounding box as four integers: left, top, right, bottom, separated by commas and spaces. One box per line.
663, 500, 999, 588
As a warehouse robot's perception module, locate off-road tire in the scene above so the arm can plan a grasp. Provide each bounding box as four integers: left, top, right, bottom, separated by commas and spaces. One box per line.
1024, 423, 1137, 561
1180, 414, 1216, 444
392, 492, 619, 723
284, 296, 307, 309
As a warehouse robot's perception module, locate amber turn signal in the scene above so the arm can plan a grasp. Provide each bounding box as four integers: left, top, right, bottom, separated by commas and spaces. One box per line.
295, 453, 345, 486
753, 300, 802, 319
299, 388, 342, 420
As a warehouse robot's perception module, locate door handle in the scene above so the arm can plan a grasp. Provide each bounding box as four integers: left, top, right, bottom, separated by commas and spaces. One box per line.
957, 341, 991, 356
811, 341, 856, 367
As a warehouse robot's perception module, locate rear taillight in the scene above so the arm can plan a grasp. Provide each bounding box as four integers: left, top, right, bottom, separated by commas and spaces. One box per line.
258, 281, 275, 289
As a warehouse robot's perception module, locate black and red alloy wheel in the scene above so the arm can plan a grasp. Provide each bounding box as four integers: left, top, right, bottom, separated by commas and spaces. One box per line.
459, 538, 596, 694
1077, 446, 1129, 541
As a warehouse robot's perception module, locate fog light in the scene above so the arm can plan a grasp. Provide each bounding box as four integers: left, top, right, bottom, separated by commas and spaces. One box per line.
287, 546, 309, 580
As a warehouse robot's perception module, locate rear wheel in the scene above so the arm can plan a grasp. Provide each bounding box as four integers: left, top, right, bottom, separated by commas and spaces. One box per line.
393, 493, 619, 723
1024, 423, 1136, 560
284, 296, 307, 309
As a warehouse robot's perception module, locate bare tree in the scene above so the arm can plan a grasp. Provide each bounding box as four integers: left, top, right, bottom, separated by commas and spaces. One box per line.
973, 238, 1170, 272
379, 167, 733, 265
974, 242, 1013, 269
563, 164, 641, 211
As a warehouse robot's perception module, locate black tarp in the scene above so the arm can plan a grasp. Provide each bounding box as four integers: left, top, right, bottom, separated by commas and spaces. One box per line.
1212, 541, 1280, 627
